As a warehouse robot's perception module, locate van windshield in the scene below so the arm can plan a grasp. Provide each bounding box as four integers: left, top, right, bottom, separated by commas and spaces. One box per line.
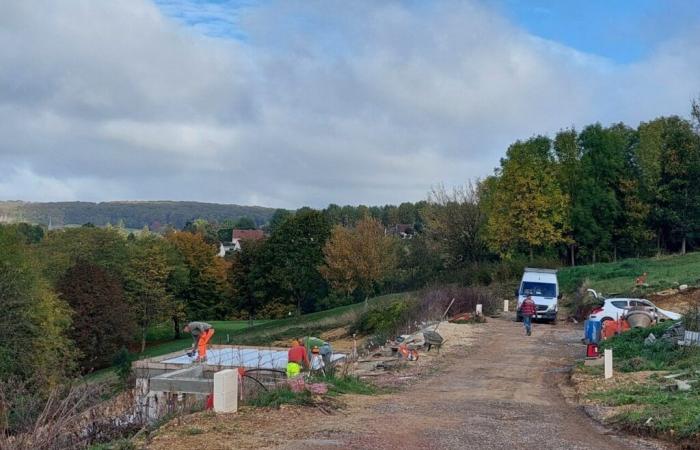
520, 282, 556, 298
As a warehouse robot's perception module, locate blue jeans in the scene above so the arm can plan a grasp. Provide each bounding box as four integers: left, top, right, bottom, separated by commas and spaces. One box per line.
523, 315, 532, 334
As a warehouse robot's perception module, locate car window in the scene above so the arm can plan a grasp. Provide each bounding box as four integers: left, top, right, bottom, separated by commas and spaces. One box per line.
630, 300, 653, 307
611, 300, 628, 309
520, 282, 556, 297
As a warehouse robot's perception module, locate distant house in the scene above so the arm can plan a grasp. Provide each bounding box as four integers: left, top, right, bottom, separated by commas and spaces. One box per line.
387, 224, 414, 239
231, 229, 265, 251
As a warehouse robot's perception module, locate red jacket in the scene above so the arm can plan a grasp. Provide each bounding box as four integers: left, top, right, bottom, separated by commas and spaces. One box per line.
520, 297, 537, 316
288, 345, 309, 367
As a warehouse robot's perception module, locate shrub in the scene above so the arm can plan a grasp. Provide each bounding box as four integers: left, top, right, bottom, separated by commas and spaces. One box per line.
112, 348, 132, 387
248, 387, 315, 408
351, 300, 415, 336
564, 280, 602, 321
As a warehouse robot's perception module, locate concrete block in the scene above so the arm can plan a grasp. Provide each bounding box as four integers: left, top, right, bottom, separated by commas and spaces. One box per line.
604, 349, 613, 379
503, 300, 509, 312
213, 369, 238, 413
476, 304, 483, 316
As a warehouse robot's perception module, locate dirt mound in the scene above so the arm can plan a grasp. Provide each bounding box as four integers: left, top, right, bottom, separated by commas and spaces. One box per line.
649, 287, 700, 313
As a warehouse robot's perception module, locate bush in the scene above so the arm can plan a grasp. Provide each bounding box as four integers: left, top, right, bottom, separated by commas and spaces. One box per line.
351, 300, 415, 336
112, 348, 132, 387
563, 280, 602, 321
248, 387, 315, 408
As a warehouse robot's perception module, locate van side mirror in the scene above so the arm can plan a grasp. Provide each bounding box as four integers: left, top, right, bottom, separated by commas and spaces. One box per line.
557, 293, 562, 300
514, 289, 519, 297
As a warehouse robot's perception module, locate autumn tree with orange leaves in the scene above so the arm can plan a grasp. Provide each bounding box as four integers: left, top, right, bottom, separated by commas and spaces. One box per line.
321, 217, 396, 304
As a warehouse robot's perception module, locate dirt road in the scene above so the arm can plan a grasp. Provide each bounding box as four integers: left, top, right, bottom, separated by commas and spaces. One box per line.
147, 316, 665, 450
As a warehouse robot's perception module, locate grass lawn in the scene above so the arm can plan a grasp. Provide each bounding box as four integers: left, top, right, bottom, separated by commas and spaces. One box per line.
138, 320, 270, 359
558, 251, 700, 295
580, 322, 700, 442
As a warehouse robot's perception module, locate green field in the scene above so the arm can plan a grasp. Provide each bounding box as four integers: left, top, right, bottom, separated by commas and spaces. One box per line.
558, 252, 700, 295
139, 320, 269, 358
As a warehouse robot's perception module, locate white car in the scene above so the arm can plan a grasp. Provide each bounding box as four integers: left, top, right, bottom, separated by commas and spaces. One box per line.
588, 297, 681, 323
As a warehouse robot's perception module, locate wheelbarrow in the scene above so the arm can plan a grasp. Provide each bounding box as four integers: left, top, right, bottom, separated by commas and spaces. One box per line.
423, 330, 444, 353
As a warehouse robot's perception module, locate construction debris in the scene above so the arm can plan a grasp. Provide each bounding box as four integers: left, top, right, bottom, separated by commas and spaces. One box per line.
643, 333, 657, 346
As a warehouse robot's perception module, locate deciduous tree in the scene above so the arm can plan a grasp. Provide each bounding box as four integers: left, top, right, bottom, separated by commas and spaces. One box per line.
321, 217, 397, 302
486, 136, 569, 259
57, 261, 134, 371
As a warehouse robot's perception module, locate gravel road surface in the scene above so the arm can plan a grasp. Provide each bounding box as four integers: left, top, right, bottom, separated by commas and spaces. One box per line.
281, 315, 664, 450
147, 315, 666, 450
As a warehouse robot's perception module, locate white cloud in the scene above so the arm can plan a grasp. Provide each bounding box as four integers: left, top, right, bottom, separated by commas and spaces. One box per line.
0, 0, 699, 208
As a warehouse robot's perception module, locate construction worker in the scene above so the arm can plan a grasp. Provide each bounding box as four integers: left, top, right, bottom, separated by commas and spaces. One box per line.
310, 345, 325, 375
183, 321, 215, 362
286, 339, 309, 378
519, 294, 537, 336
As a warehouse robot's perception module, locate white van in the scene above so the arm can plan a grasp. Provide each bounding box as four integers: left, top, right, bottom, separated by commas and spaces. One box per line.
516, 268, 560, 323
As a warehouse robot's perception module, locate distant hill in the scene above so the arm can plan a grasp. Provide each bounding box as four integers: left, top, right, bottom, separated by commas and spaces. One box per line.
0, 201, 278, 229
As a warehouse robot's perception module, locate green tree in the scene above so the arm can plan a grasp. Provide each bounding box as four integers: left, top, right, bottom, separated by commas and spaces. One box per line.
571, 124, 632, 262
266, 210, 331, 313
637, 118, 666, 254
124, 236, 174, 352
658, 117, 700, 254
269, 209, 293, 233
39, 227, 129, 284
0, 227, 73, 388
397, 202, 417, 224
553, 128, 581, 265
486, 136, 569, 259
636, 116, 700, 254
233, 216, 257, 230
229, 239, 268, 318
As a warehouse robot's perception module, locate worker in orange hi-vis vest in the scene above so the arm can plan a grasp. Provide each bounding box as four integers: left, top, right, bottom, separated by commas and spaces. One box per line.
184, 322, 215, 362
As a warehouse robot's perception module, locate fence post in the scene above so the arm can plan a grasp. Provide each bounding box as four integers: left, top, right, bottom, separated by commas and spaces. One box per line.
503, 300, 509, 312
604, 349, 613, 379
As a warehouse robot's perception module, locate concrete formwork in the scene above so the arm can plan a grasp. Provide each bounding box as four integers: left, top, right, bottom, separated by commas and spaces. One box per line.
134, 344, 346, 420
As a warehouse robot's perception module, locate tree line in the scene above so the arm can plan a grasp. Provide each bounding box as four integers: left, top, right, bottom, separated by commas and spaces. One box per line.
484, 107, 700, 264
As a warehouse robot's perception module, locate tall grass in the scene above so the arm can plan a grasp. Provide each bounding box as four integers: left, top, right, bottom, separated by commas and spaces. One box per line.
558, 252, 700, 295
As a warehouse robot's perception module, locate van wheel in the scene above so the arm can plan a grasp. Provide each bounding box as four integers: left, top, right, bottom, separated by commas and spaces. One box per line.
516, 314, 523, 322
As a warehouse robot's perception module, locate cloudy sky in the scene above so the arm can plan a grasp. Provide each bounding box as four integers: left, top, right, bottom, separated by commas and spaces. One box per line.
1, 0, 699, 208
